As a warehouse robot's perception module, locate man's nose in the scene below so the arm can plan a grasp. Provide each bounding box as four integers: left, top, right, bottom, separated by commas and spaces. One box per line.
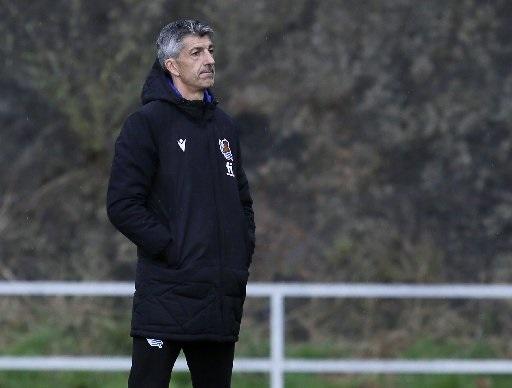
204, 51, 215, 65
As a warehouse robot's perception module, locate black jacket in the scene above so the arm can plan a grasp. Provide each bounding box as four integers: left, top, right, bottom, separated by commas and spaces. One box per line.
106, 59, 255, 342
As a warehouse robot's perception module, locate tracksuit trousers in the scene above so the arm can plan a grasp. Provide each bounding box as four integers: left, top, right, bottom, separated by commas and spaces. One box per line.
128, 336, 235, 388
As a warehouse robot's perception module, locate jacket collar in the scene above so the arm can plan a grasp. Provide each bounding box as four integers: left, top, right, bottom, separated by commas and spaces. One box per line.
141, 59, 218, 121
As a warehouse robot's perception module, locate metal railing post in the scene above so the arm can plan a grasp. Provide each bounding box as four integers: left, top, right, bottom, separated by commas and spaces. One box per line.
270, 291, 284, 388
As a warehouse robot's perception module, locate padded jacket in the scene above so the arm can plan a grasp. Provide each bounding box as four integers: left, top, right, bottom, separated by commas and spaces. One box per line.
106, 59, 255, 342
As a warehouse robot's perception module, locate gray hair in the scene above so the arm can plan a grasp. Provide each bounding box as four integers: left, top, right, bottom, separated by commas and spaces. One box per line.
156, 19, 214, 69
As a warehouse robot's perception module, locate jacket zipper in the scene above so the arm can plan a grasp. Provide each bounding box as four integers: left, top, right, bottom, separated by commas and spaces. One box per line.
206, 121, 226, 333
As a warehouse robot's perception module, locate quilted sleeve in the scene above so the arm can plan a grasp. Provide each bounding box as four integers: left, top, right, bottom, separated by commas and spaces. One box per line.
106, 111, 172, 257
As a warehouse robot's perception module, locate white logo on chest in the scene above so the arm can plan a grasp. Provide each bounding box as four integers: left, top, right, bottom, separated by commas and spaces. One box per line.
177, 139, 186, 152
219, 139, 233, 161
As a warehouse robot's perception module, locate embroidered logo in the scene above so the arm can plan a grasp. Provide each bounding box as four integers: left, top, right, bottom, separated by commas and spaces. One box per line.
146, 338, 163, 348
219, 139, 233, 161
177, 139, 186, 152
225, 161, 235, 177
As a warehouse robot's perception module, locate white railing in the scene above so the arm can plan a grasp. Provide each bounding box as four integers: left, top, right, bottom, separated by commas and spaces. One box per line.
2, 282, 512, 388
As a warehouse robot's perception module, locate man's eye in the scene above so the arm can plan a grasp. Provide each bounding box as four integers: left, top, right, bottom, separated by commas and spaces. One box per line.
191, 51, 199, 56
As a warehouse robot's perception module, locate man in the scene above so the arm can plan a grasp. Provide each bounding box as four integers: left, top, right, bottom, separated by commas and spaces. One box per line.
106, 19, 255, 387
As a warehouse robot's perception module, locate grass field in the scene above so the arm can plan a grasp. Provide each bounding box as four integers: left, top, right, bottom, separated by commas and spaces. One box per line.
2, 370, 512, 387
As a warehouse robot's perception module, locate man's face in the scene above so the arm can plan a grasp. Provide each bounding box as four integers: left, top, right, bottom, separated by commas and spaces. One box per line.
166, 35, 215, 92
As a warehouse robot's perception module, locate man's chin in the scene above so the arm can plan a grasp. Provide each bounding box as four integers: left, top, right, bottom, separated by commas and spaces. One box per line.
203, 80, 215, 88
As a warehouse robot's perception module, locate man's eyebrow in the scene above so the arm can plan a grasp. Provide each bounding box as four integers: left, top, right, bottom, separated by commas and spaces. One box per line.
189, 44, 215, 52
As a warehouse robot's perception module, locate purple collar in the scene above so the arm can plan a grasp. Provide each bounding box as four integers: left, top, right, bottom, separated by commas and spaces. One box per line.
167, 76, 213, 103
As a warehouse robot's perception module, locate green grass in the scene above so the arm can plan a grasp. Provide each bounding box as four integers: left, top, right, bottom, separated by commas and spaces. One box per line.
172, 372, 267, 388
0, 372, 268, 388
2, 371, 512, 388
402, 336, 498, 359
0, 371, 127, 388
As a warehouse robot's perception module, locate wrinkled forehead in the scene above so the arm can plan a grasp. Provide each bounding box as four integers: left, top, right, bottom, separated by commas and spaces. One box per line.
181, 34, 214, 51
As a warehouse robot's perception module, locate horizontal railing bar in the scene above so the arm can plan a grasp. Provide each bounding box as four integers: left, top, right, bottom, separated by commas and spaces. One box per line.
0, 282, 134, 296
0, 357, 271, 372
2, 282, 512, 299
2, 357, 512, 374
249, 283, 512, 299
0, 356, 132, 371
283, 359, 512, 374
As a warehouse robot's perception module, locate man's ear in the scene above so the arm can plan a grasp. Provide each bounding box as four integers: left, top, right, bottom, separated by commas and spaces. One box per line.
165, 58, 180, 77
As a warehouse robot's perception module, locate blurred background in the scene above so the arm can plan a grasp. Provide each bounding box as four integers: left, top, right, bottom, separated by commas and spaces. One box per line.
1, 0, 512, 387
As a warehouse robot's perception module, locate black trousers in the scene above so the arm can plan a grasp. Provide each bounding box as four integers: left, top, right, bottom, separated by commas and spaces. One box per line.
128, 336, 236, 388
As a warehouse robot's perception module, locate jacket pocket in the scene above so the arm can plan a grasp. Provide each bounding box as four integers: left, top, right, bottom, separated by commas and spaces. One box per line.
137, 238, 178, 268
245, 234, 251, 267
137, 246, 167, 267
241, 221, 252, 268
161, 238, 181, 269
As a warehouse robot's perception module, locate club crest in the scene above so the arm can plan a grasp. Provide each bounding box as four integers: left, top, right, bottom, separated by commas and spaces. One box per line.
219, 139, 233, 161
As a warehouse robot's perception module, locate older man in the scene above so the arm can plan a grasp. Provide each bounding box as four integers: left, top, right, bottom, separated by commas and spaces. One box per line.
106, 19, 255, 387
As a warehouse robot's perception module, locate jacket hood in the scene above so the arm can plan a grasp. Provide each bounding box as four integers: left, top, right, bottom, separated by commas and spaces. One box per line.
141, 59, 218, 121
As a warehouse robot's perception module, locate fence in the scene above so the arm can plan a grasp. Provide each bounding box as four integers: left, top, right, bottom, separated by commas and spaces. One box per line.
2, 281, 512, 388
